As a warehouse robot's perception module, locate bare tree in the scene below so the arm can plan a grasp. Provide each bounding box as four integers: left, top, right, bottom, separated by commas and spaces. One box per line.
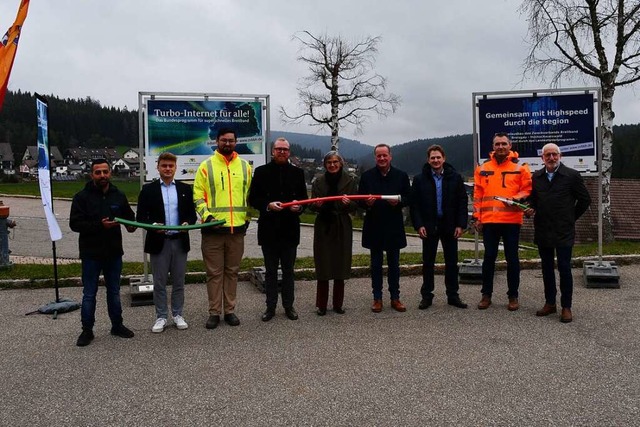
280, 31, 400, 152
521, 0, 640, 242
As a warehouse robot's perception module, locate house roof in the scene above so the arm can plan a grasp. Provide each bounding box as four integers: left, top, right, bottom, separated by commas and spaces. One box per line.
520, 176, 640, 243
24, 145, 64, 162
65, 147, 121, 161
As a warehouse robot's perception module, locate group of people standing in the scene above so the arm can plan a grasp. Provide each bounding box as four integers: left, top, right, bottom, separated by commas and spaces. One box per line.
69, 129, 590, 347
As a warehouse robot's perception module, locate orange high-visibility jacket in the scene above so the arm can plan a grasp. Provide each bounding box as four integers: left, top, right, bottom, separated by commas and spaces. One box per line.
473, 150, 532, 225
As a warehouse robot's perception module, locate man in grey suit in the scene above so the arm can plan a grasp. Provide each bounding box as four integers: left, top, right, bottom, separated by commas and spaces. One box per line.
136, 152, 197, 333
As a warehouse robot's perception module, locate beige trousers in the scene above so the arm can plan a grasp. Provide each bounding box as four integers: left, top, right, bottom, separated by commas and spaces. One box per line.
201, 233, 245, 315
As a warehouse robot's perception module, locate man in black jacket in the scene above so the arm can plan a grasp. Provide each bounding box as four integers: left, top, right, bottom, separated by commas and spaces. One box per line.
136, 152, 197, 333
526, 143, 591, 323
248, 138, 308, 321
358, 143, 411, 313
410, 145, 468, 310
69, 159, 137, 347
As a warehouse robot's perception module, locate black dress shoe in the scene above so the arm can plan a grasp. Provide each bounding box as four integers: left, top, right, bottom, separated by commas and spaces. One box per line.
206, 315, 220, 329
316, 308, 327, 316
448, 298, 468, 309
333, 307, 346, 314
224, 313, 240, 326
284, 307, 299, 320
111, 324, 135, 338
261, 309, 275, 322
418, 299, 433, 310
76, 329, 94, 347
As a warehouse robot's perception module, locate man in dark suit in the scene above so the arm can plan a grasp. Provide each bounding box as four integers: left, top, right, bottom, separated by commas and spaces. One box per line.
136, 152, 197, 333
410, 145, 468, 310
248, 137, 308, 322
358, 143, 411, 313
526, 143, 591, 323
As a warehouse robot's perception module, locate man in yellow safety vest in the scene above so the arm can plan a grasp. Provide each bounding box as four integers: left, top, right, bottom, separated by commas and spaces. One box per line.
193, 127, 252, 330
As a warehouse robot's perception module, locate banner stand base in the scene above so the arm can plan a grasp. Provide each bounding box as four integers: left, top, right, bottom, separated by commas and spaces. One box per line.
459, 259, 483, 285
583, 260, 620, 288
129, 275, 154, 307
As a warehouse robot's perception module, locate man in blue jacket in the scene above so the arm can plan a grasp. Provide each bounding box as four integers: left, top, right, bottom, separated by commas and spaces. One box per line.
69, 159, 137, 347
410, 145, 468, 310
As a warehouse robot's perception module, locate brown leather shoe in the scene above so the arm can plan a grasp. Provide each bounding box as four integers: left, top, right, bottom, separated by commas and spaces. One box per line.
390, 299, 407, 312
371, 299, 383, 313
560, 308, 573, 323
536, 303, 557, 317
477, 295, 492, 310
507, 298, 520, 311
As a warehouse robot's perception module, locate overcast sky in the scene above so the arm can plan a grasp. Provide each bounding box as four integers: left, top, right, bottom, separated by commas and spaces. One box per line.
3, 0, 639, 147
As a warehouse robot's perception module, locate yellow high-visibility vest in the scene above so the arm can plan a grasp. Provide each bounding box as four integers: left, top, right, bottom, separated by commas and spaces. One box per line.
193, 151, 252, 233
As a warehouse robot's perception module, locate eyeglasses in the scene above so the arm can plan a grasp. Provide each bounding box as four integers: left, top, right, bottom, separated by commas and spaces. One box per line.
218, 138, 236, 144
274, 147, 290, 152
543, 152, 560, 157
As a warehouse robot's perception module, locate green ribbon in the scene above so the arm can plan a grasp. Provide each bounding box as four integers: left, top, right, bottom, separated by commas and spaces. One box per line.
114, 217, 225, 231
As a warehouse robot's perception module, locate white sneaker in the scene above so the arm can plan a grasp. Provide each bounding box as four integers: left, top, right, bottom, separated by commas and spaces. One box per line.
151, 318, 167, 333
173, 315, 188, 330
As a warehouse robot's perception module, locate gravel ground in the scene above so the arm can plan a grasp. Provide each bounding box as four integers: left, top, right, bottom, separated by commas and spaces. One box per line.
0, 264, 637, 426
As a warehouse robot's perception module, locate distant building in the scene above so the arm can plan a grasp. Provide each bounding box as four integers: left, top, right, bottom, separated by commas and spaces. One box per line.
123, 148, 139, 160
0, 143, 15, 175
64, 147, 121, 166
113, 157, 140, 177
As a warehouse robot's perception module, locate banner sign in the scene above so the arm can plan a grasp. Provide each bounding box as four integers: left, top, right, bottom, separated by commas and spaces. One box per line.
143, 97, 267, 181
36, 95, 62, 241
476, 92, 597, 172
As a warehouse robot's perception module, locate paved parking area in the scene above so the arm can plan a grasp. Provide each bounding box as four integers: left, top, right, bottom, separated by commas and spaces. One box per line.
0, 264, 637, 426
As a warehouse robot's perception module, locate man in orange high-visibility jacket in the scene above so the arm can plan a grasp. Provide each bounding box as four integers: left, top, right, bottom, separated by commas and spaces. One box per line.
473, 132, 531, 312
193, 127, 252, 330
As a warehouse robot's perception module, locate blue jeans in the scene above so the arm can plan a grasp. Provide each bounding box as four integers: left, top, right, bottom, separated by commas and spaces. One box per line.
481, 223, 520, 298
80, 257, 124, 329
370, 248, 400, 300
538, 246, 573, 308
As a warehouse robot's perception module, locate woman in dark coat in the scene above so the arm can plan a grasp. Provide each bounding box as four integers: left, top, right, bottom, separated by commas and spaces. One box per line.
310, 151, 358, 315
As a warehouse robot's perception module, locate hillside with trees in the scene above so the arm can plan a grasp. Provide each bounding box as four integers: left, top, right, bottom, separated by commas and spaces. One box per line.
1, 90, 137, 157
0, 90, 638, 179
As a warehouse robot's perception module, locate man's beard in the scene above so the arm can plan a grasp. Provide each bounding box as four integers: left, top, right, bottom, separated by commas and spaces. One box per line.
218, 145, 234, 156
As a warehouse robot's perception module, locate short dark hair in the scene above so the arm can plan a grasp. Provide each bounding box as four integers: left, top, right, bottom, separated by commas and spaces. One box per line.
374, 143, 391, 154
427, 144, 445, 157
158, 152, 177, 162
91, 158, 110, 171
216, 128, 237, 140
493, 132, 511, 143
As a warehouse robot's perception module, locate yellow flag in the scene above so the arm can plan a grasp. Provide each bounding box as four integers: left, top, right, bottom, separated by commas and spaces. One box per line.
0, 0, 30, 110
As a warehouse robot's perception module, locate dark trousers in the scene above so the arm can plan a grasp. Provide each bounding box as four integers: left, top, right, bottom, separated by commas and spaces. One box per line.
80, 257, 123, 330
261, 244, 297, 309
421, 224, 460, 300
538, 246, 574, 308
370, 248, 400, 300
481, 223, 521, 298
316, 279, 345, 310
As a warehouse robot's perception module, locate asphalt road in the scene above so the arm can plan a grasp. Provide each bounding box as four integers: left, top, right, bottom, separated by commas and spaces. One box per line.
0, 195, 478, 263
